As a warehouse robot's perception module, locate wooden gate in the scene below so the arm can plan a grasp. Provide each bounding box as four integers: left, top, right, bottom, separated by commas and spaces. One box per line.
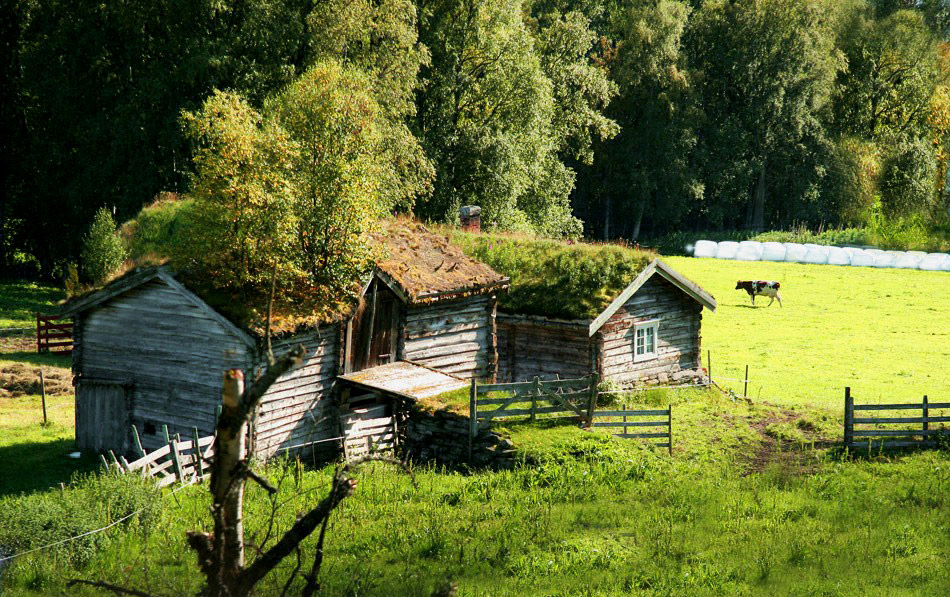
341, 404, 397, 459
76, 381, 129, 454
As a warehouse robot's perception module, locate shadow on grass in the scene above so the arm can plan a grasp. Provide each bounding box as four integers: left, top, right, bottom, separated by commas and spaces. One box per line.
0, 350, 72, 368
0, 437, 98, 497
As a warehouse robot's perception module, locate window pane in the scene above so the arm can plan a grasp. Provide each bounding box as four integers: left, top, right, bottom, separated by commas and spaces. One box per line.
646, 330, 655, 353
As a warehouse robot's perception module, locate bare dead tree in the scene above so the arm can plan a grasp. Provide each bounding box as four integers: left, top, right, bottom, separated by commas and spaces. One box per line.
185, 346, 405, 596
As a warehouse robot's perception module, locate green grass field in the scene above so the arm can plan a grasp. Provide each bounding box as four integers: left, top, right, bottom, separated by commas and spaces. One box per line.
665, 257, 950, 408
0, 262, 948, 595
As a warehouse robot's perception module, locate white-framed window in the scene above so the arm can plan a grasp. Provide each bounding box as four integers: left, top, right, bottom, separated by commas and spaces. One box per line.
634, 320, 659, 362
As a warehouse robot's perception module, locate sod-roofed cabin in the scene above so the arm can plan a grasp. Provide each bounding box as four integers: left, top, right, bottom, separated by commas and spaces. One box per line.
60, 221, 508, 459
450, 234, 716, 386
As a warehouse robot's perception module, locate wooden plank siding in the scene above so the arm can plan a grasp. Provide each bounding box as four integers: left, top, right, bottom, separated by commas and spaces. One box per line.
253, 325, 342, 460
598, 275, 703, 385
496, 314, 592, 382
403, 295, 495, 380
74, 279, 252, 454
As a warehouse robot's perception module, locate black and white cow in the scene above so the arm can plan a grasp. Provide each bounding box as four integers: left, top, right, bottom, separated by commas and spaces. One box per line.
735, 280, 782, 307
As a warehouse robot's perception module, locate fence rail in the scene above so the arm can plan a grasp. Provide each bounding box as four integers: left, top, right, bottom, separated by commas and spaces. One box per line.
468, 375, 674, 457
843, 387, 949, 451
468, 375, 598, 459
590, 405, 672, 454
36, 313, 73, 354
103, 425, 215, 487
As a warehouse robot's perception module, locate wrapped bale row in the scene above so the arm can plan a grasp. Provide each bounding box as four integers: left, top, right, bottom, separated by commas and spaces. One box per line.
692, 240, 950, 271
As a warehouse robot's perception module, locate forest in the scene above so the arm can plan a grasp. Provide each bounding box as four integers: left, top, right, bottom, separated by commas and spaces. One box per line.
1, 0, 949, 279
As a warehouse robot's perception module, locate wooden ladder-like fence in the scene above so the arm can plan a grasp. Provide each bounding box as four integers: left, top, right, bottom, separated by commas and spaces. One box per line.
590, 405, 672, 455
36, 313, 73, 354
102, 425, 216, 488
843, 387, 950, 451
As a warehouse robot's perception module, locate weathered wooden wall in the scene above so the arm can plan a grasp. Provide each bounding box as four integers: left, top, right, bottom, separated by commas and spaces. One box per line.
253, 325, 341, 460
402, 295, 495, 380
496, 314, 592, 382
74, 279, 252, 454
598, 275, 703, 385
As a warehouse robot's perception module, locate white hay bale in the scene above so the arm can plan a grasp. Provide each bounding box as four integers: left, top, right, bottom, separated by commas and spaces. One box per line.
827, 247, 850, 265
693, 240, 718, 258
872, 253, 897, 268
783, 243, 808, 262
761, 242, 786, 261
849, 250, 875, 267
715, 241, 740, 259
735, 241, 763, 261
802, 247, 830, 264
918, 253, 949, 271
893, 253, 921, 269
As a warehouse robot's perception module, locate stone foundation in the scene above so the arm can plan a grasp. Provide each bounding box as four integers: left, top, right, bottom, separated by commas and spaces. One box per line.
400, 404, 515, 470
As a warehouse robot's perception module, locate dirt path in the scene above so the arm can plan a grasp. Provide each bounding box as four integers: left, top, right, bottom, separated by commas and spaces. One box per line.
741, 405, 836, 476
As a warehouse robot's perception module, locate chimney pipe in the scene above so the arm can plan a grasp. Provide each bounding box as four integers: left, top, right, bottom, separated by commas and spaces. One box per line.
459, 205, 481, 232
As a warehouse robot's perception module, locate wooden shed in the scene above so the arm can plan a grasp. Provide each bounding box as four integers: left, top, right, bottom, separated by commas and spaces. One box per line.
497, 259, 716, 386
60, 220, 508, 459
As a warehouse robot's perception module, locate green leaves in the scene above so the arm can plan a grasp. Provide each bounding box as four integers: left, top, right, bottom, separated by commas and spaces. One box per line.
81, 208, 127, 285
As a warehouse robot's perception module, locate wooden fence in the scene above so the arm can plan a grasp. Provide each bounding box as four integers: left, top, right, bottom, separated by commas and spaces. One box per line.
844, 387, 950, 451
590, 404, 672, 455
36, 313, 73, 354
341, 404, 397, 459
468, 375, 598, 458
103, 425, 215, 488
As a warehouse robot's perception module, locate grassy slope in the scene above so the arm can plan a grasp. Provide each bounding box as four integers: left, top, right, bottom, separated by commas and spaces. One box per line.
664, 257, 950, 408
0, 280, 64, 329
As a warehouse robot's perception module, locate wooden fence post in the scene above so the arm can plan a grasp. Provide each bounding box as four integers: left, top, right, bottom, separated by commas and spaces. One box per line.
922, 395, 928, 441
193, 427, 204, 482
163, 424, 171, 446
843, 387, 853, 449
586, 373, 599, 427
743, 365, 749, 399
668, 405, 673, 456
39, 369, 48, 425
707, 350, 712, 383
36, 312, 41, 353
170, 437, 184, 482
468, 378, 477, 462
131, 425, 146, 459
622, 404, 627, 436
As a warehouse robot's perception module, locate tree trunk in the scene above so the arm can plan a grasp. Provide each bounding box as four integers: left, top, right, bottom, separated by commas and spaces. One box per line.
631, 199, 646, 241
208, 371, 248, 594
750, 162, 767, 232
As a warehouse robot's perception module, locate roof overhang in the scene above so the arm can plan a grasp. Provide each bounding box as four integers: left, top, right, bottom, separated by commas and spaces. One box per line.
59, 266, 256, 350
587, 258, 717, 337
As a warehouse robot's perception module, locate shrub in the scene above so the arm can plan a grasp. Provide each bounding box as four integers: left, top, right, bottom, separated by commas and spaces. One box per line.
81, 207, 126, 285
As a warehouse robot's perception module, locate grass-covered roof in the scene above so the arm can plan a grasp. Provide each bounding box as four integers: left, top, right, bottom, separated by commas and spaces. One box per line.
447, 230, 656, 320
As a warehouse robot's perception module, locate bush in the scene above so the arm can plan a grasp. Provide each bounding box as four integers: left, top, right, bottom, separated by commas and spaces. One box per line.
81, 207, 126, 285
0, 472, 159, 567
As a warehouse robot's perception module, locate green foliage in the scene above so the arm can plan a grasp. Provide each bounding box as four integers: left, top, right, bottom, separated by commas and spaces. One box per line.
176, 91, 301, 322
451, 230, 654, 319
416, 0, 588, 237
0, 472, 159, 567
80, 208, 126, 285
122, 194, 195, 262
268, 62, 384, 297
879, 137, 941, 218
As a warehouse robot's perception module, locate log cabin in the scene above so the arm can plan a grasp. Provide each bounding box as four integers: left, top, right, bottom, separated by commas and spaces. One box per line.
60, 220, 508, 459
493, 258, 717, 386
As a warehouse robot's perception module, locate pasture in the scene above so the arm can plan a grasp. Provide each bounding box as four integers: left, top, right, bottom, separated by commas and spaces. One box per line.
0, 261, 948, 595
664, 257, 950, 409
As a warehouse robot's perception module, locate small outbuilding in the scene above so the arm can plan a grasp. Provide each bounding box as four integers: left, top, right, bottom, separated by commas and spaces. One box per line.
447, 231, 717, 386
61, 220, 508, 459
497, 259, 716, 385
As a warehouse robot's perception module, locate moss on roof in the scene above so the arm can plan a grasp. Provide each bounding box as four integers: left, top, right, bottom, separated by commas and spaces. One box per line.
448, 230, 657, 320
373, 219, 508, 301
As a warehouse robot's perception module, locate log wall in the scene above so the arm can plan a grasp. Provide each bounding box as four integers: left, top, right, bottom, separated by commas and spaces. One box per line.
402, 295, 494, 380
253, 325, 341, 460
598, 275, 703, 385
74, 279, 253, 454
496, 314, 592, 382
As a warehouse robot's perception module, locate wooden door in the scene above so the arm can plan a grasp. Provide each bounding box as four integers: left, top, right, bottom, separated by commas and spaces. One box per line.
348, 280, 400, 372
76, 381, 129, 454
